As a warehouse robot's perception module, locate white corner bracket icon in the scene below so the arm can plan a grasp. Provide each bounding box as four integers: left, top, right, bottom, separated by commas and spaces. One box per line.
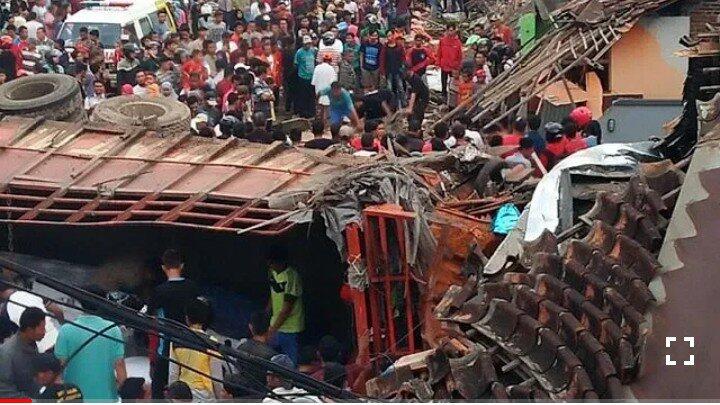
665, 336, 677, 366
684, 337, 695, 366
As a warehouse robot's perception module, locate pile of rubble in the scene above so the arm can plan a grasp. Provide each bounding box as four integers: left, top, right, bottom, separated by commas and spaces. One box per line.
365, 163, 683, 400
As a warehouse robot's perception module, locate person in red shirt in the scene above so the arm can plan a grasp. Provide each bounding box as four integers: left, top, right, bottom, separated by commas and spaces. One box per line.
406, 34, 435, 77
456, 71, 474, 106
490, 14, 515, 49
498, 117, 525, 157
436, 22, 463, 100
542, 122, 568, 169
181, 49, 208, 90
562, 117, 588, 155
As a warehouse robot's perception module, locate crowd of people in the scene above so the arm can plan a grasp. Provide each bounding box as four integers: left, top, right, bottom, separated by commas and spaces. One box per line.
0, 246, 362, 402
0, 0, 606, 400
0, 0, 530, 155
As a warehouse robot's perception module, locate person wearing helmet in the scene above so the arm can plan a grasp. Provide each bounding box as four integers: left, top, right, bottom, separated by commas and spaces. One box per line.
569, 106, 602, 145
542, 121, 567, 169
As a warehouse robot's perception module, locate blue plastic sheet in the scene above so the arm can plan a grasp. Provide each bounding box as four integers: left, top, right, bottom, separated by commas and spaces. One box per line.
492, 203, 521, 235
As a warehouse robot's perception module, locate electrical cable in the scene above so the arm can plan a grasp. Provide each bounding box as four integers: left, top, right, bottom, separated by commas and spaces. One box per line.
0, 255, 362, 400
1, 295, 284, 401
0, 281, 283, 401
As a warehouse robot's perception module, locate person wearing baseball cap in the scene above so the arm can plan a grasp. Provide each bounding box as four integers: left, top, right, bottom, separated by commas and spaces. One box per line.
33, 352, 83, 402
264, 354, 321, 402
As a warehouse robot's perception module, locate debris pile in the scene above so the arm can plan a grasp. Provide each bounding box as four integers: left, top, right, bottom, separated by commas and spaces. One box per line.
439, 0, 682, 129
365, 164, 684, 400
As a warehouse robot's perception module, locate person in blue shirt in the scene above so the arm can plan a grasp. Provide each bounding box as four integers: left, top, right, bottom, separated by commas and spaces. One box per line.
359, 30, 383, 89
318, 82, 359, 127
293, 35, 318, 118
525, 113, 546, 154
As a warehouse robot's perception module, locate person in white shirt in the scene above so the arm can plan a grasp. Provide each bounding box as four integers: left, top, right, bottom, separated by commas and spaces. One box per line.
133, 71, 148, 95
26, 12, 44, 40
84, 80, 107, 111
344, 0, 359, 15
32, 0, 48, 20
249, 0, 271, 21
311, 54, 338, 119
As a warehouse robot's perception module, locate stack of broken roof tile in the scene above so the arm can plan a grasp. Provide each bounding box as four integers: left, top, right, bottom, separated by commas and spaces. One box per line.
365, 166, 684, 400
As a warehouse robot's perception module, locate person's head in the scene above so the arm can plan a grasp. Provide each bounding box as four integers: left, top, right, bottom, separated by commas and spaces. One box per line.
450, 122, 466, 141
18, 26, 28, 40
93, 80, 105, 96
544, 122, 563, 143
488, 134, 503, 147
446, 22, 457, 36
119, 377, 152, 400
197, 26, 208, 39
89, 29, 99, 41
33, 352, 62, 386
561, 116, 577, 138
302, 35, 312, 48
330, 81, 343, 99
135, 70, 146, 86
513, 117, 527, 134
474, 51, 487, 66
213, 10, 223, 23
527, 113, 541, 131
161, 249, 184, 276
279, 18, 289, 32
298, 345, 318, 366
318, 335, 341, 363
434, 122, 449, 139
311, 118, 325, 137
360, 132, 375, 151
490, 14, 503, 28
184, 297, 211, 329
79, 26, 88, 39
165, 381, 192, 402
36, 27, 46, 41
267, 354, 295, 390
158, 11, 167, 23
368, 30, 379, 44
364, 119, 379, 136
203, 39, 216, 55
188, 71, 203, 89
248, 311, 270, 338
19, 307, 46, 342
266, 246, 288, 272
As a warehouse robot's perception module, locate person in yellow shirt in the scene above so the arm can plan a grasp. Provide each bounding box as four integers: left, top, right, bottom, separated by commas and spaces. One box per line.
267, 248, 304, 365
168, 297, 227, 401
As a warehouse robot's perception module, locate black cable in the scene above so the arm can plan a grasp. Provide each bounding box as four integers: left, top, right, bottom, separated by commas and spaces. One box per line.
2, 295, 283, 401
0, 282, 282, 401
0, 257, 361, 400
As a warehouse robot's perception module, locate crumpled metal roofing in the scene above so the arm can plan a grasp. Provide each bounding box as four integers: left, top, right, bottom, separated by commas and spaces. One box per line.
366, 165, 681, 400
0, 116, 339, 235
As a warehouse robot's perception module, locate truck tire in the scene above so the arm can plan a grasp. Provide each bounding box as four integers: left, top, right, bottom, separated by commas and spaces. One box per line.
0, 74, 86, 122
90, 95, 191, 136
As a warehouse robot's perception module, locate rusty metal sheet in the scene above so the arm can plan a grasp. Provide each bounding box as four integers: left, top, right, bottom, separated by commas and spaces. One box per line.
0, 117, 337, 235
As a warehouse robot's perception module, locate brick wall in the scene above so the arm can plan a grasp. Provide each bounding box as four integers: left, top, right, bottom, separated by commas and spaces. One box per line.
690, 0, 720, 37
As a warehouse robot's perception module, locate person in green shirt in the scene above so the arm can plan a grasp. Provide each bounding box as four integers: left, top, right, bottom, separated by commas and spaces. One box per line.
54, 289, 126, 401
267, 248, 304, 365
293, 35, 318, 118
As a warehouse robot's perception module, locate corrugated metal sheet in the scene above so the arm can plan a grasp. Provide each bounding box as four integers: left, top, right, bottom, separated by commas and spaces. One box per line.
0, 116, 338, 235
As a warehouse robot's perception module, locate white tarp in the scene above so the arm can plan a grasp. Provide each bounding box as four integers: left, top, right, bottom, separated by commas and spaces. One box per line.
524, 142, 659, 241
